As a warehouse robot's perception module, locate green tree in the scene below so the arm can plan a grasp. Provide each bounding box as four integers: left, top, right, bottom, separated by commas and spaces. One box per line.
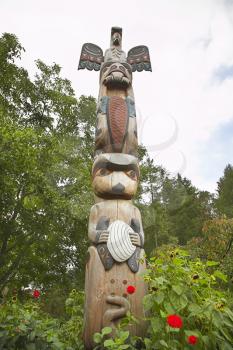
216, 164, 233, 218
0, 33, 95, 296
188, 217, 233, 282
139, 166, 214, 252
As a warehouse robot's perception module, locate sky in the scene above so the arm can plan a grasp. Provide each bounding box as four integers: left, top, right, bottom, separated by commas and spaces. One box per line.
1, 0, 233, 193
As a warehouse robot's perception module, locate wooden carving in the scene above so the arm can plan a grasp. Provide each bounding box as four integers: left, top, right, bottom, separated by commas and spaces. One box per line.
78, 27, 152, 349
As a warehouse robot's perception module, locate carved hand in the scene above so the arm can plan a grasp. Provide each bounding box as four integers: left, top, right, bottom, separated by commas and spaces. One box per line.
97, 230, 109, 244
129, 232, 141, 247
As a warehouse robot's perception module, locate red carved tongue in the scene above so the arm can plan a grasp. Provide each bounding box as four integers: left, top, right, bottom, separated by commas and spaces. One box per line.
107, 96, 128, 152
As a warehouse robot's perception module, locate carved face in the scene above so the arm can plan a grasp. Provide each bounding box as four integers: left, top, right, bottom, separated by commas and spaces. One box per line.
100, 62, 132, 89
92, 154, 139, 199
112, 32, 122, 46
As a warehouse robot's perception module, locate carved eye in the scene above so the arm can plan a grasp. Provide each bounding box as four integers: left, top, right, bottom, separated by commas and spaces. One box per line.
96, 168, 112, 176
101, 63, 112, 73
119, 66, 126, 73
126, 170, 137, 181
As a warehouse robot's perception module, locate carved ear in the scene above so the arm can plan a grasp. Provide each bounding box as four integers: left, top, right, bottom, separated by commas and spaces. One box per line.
127, 45, 152, 72
78, 43, 104, 71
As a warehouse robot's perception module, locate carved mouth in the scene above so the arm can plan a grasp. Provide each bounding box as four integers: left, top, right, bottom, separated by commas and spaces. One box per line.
104, 71, 131, 88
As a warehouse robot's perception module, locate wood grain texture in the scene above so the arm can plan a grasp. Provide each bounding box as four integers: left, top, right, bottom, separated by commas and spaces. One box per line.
83, 246, 147, 350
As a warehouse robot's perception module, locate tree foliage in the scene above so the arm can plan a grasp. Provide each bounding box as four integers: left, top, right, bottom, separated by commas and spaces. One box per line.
216, 164, 233, 218
188, 217, 233, 282
0, 33, 95, 293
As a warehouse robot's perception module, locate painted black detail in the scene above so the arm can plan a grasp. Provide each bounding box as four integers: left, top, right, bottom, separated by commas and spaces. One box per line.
112, 183, 125, 194
127, 247, 141, 273
131, 218, 144, 246
97, 244, 114, 270
96, 216, 110, 230
130, 218, 140, 233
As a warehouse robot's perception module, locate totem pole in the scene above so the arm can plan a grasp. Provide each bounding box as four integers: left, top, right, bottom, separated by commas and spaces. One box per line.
78, 27, 152, 349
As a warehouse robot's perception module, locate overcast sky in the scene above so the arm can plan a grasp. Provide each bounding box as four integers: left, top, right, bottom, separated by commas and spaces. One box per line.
1, 0, 233, 193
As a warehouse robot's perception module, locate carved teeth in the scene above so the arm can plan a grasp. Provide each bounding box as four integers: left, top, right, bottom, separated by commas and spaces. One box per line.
104, 73, 130, 87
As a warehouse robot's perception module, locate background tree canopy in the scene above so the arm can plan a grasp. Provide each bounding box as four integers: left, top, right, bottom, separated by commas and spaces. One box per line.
0, 33, 233, 307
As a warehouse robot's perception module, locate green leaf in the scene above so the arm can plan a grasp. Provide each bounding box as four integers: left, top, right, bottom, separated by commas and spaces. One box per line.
151, 317, 163, 333
104, 339, 115, 347
164, 302, 175, 314
172, 285, 183, 295
179, 294, 188, 309
144, 338, 152, 349
93, 333, 102, 344
160, 309, 167, 318
213, 270, 227, 282
143, 294, 154, 311
118, 330, 129, 341
101, 327, 112, 336
206, 261, 219, 267
188, 303, 202, 314
202, 336, 210, 345
154, 291, 164, 304
159, 340, 168, 348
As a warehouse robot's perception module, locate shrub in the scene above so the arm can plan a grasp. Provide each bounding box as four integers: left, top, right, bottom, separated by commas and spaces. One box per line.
0, 289, 84, 350
0, 298, 65, 349
142, 248, 233, 349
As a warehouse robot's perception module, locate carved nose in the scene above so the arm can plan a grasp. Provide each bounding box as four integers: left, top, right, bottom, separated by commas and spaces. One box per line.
112, 183, 125, 194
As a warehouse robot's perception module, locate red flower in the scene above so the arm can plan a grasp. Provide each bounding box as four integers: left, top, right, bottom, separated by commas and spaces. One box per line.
188, 335, 198, 345
33, 289, 40, 298
127, 285, 136, 294
166, 314, 183, 328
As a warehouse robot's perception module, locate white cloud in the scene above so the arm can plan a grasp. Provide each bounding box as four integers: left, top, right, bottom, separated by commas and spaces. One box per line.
1, 0, 233, 192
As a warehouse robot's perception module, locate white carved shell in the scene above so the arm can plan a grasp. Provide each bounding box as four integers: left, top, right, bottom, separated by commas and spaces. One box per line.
107, 220, 136, 262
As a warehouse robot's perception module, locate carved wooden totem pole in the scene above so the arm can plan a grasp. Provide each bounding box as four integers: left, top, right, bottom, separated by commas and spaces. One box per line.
78, 27, 152, 349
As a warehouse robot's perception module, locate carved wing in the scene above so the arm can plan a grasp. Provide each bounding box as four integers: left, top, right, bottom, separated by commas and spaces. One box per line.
78, 43, 104, 71
127, 45, 152, 72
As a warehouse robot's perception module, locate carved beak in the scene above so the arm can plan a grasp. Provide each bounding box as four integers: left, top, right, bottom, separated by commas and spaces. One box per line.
113, 37, 120, 45
113, 33, 121, 46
